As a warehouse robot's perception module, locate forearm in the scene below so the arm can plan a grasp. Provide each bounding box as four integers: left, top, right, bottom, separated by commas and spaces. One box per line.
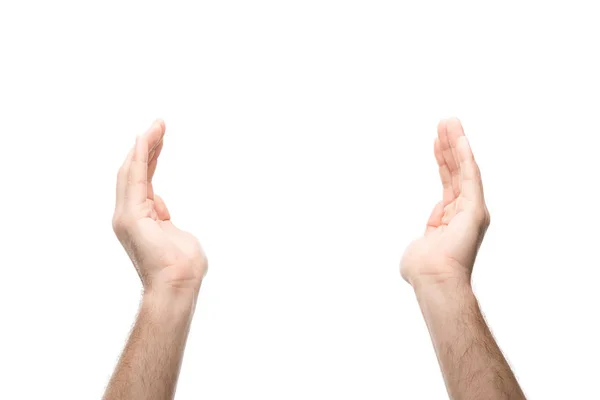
103, 290, 197, 400
414, 279, 525, 400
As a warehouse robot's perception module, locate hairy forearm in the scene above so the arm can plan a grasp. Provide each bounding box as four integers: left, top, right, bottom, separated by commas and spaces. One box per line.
414, 279, 525, 400
103, 290, 197, 400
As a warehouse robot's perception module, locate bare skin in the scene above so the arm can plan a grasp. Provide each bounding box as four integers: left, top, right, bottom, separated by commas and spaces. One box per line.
102, 117, 524, 399
401, 118, 526, 400
103, 121, 207, 400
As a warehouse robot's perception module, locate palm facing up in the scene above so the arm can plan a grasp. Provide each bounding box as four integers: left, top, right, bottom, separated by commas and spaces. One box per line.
113, 121, 207, 293
401, 118, 490, 287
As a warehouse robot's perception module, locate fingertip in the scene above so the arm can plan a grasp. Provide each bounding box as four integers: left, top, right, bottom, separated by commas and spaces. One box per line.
145, 120, 165, 137
446, 117, 465, 139
154, 119, 166, 134
143, 120, 166, 156
446, 116, 462, 126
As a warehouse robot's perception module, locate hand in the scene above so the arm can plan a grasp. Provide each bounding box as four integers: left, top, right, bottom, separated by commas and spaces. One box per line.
401, 118, 490, 288
112, 120, 207, 296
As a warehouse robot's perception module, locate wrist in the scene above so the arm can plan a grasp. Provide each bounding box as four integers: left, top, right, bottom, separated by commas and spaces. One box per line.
141, 287, 198, 321
413, 278, 480, 332
412, 274, 474, 303
408, 261, 471, 293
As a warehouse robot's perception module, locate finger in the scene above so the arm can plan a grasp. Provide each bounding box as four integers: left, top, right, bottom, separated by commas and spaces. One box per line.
146, 139, 164, 200
145, 121, 166, 200
124, 121, 165, 206
154, 194, 171, 221
126, 135, 149, 206
437, 119, 462, 197
445, 118, 466, 149
434, 138, 454, 205
456, 135, 485, 203
426, 201, 445, 233
116, 147, 134, 210
145, 119, 166, 157
148, 139, 163, 182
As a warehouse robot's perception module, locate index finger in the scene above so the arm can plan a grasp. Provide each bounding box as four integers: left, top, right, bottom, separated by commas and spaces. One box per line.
456, 134, 485, 204
125, 121, 165, 206
126, 134, 149, 206
146, 119, 166, 157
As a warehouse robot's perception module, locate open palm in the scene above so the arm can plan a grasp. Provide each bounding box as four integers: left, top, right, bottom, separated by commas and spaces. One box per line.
401, 118, 490, 287
113, 121, 207, 292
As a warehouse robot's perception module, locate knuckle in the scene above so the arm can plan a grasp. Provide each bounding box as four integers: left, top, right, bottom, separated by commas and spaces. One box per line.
198, 252, 208, 268
484, 209, 491, 227
111, 215, 123, 234
474, 207, 491, 227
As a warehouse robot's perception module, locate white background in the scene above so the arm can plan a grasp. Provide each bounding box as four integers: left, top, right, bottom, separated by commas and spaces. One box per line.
1, 1, 599, 398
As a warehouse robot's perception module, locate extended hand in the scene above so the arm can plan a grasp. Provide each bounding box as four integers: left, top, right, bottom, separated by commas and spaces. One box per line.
112, 121, 207, 295
401, 118, 490, 288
